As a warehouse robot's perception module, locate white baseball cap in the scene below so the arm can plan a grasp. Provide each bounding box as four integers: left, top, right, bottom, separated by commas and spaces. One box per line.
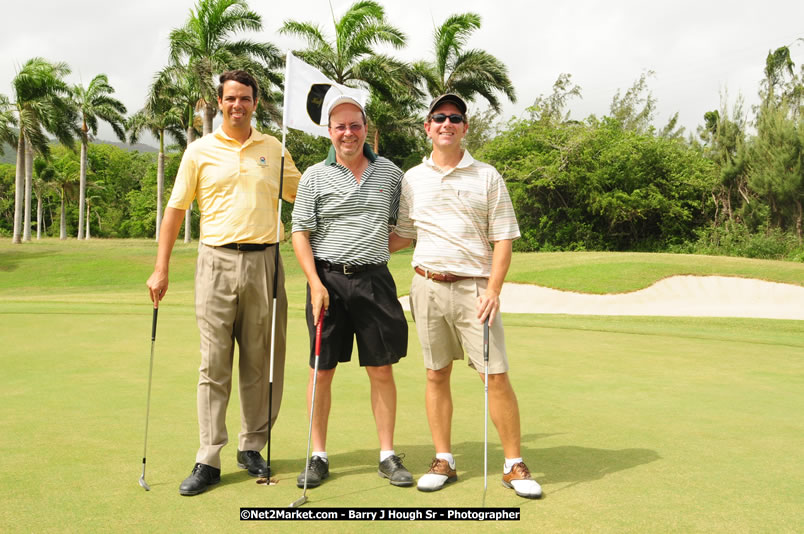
324, 95, 366, 123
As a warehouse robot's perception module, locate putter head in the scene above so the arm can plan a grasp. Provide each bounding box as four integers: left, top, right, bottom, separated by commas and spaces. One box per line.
139, 476, 151, 491
288, 495, 307, 508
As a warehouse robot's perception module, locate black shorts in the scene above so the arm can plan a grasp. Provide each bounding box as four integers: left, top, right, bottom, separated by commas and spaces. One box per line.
305, 262, 407, 370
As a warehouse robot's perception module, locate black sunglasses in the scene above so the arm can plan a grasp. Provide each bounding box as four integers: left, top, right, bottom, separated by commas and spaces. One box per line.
430, 113, 465, 124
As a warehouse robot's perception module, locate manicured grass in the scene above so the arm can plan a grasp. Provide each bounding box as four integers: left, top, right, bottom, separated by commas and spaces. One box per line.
506, 251, 804, 293
1, 239, 803, 533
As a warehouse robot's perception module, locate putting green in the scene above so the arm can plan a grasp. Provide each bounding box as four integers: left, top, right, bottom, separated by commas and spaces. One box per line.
1, 240, 802, 533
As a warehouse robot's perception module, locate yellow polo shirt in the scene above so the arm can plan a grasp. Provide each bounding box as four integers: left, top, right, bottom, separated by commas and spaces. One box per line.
167, 126, 301, 246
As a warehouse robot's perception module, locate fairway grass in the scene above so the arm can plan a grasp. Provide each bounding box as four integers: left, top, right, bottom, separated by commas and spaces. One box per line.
1, 239, 803, 533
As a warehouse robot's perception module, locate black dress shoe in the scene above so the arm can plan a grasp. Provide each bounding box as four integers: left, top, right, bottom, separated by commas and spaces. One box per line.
296, 456, 329, 488
378, 454, 414, 487
237, 450, 270, 477
179, 463, 221, 496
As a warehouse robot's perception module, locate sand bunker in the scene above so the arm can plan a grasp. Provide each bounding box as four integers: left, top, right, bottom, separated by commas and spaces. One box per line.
399, 275, 804, 320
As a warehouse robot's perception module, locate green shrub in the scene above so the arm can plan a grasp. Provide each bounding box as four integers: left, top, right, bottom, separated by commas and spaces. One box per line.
675, 222, 803, 261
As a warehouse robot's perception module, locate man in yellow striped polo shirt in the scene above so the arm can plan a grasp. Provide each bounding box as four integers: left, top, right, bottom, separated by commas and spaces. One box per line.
147, 70, 301, 496
391, 94, 543, 499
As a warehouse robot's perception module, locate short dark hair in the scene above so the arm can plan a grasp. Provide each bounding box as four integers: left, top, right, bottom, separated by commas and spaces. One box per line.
217, 70, 259, 100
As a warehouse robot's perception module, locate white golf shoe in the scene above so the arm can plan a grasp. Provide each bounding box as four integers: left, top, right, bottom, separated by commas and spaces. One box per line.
416, 458, 457, 492
502, 462, 543, 499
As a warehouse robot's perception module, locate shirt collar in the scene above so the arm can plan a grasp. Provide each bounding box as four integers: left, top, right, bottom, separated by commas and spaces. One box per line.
213, 126, 261, 146
325, 143, 377, 165
423, 149, 475, 170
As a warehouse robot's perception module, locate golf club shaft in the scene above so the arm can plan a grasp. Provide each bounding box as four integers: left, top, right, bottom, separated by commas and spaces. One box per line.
141, 306, 158, 484
267, 159, 285, 474
266, 294, 278, 473
483, 317, 489, 502
300, 312, 324, 501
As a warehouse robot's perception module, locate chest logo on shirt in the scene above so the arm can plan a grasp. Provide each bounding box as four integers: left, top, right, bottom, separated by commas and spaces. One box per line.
259, 156, 267, 166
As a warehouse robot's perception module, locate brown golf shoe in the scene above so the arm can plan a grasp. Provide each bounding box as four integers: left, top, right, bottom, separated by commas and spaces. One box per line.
502, 461, 543, 499
416, 458, 457, 492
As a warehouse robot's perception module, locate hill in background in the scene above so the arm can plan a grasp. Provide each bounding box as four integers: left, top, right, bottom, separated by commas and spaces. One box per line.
0, 139, 158, 165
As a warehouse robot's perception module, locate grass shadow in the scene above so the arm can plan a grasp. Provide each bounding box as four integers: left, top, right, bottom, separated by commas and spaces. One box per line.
412, 431, 660, 490
0, 249, 56, 272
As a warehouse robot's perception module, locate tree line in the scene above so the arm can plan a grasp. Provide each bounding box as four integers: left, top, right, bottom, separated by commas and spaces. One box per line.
0, 0, 802, 261
1, 0, 515, 244
478, 53, 804, 261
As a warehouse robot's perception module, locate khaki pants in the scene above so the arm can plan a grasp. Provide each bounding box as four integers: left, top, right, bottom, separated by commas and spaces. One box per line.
194, 243, 287, 468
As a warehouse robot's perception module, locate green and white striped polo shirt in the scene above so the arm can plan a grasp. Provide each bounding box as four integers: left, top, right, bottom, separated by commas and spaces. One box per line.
291, 144, 402, 265
394, 150, 520, 278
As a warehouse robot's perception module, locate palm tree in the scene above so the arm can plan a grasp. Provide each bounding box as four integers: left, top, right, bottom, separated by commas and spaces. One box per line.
46, 152, 80, 240
414, 13, 516, 113
364, 91, 423, 156
153, 63, 203, 242
71, 74, 127, 240
128, 83, 185, 242
1, 95, 21, 236
280, 0, 420, 151
9, 58, 76, 243
0, 94, 17, 156
281, 1, 412, 93
84, 182, 105, 239
168, 0, 284, 135
32, 157, 52, 239
154, 64, 202, 146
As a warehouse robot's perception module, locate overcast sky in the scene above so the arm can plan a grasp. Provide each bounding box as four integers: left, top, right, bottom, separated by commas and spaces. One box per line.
2, 0, 802, 146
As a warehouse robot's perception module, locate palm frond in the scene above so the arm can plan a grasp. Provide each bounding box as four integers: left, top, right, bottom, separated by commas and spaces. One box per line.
433, 13, 481, 79
279, 21, 330, 50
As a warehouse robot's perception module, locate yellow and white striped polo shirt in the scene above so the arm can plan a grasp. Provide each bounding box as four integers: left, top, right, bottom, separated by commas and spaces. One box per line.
394, 150, 520, 278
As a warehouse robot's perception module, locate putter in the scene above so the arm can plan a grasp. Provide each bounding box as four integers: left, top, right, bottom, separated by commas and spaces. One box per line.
139, 305, 158, 491
289, 310, 324, 508
482, 317, 489, 506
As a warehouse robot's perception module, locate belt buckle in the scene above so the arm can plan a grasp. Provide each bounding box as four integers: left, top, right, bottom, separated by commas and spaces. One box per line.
342, 264, 354, 275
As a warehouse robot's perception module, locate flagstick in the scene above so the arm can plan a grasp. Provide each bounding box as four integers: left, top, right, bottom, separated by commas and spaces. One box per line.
266, 52, 293, 478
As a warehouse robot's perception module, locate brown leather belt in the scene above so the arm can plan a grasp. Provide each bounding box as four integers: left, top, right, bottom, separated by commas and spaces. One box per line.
414, 266, 473, 283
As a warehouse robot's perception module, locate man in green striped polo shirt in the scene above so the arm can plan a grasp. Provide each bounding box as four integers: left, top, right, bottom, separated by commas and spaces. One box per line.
290, 95, 412, 490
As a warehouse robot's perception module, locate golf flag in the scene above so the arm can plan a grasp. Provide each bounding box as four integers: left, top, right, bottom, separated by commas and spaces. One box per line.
283, 52, 370, 138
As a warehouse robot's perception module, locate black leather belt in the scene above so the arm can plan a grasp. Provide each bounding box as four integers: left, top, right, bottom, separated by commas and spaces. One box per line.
316, 260, 386, 275
219, 243, 276, 251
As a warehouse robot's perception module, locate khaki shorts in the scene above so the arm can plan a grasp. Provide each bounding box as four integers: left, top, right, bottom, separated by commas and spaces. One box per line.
409, 272, 508, 373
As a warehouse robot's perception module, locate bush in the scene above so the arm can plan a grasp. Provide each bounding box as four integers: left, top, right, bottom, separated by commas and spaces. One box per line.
480, 116, 716, 252
673, 222, 803, 261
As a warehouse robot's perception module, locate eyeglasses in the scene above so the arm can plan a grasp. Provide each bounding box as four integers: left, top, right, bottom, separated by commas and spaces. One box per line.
331, 123, 364, 133
430, 113, 465, 124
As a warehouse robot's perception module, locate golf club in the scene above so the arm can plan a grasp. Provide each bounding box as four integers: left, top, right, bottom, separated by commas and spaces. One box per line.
139, 304, 158, 491
265, 151, 287, 479
482, 317, 489, 506
289, 310, 324, 508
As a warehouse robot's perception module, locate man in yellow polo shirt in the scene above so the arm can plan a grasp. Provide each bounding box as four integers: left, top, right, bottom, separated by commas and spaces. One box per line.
146, 70, 301, 496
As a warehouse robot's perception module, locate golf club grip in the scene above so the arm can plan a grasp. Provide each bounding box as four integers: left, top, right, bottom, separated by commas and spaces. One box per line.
151, 307, 158, 341
483, 318, 489, 362
314, 312, 324, 356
